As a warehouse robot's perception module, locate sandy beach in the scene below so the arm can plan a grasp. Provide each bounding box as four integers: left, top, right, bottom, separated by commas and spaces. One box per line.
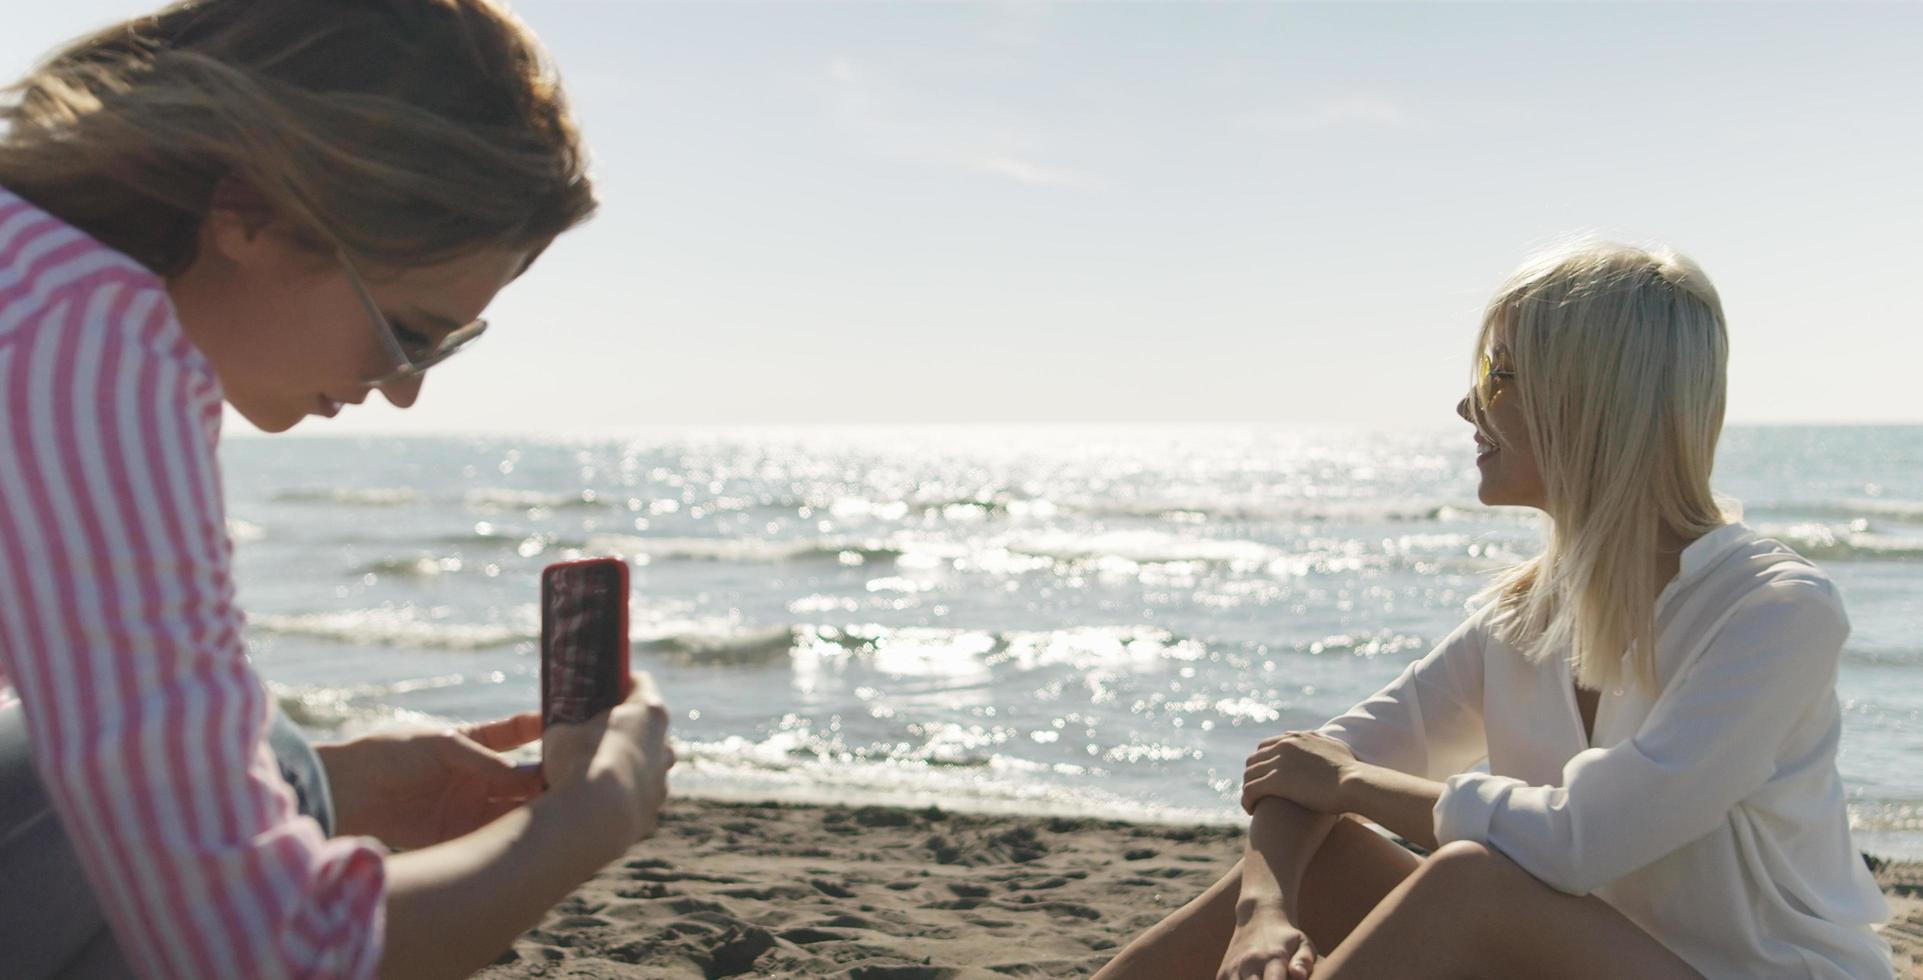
475, 797, 1922, 979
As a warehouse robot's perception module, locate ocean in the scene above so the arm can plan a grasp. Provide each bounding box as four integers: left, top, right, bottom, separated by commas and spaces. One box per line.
223, 425, 1923, 858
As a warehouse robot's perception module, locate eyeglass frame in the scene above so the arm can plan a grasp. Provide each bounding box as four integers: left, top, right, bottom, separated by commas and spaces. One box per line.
340, 253, 489, 388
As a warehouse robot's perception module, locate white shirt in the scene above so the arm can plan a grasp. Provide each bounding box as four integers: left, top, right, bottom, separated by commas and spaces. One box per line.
1319, 522, 1892, 979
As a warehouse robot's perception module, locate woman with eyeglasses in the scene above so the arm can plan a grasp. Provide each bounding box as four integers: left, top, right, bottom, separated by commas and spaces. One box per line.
1094, 242, 1892, 980
0, 1, 673, 977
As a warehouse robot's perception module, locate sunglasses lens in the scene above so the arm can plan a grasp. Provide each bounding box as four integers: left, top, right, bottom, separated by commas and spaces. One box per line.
408, 320, 488, 372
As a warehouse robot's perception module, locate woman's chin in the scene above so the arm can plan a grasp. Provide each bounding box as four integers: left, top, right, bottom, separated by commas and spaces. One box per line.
1477, 483, 1545, 512
227, 399, 304, 434
1475, 477, 1519, 508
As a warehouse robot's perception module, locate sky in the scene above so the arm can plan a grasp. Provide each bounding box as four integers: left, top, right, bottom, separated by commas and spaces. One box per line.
5, 1, 1921, 435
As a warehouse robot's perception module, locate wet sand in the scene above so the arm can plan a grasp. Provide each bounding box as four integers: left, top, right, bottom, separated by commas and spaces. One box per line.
477, 797, 1920, 979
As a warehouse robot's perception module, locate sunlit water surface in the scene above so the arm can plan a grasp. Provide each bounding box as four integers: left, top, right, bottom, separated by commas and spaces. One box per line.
223, 425, 1923, 857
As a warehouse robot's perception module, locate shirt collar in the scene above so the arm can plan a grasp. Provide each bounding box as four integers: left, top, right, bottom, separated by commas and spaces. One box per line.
1665, 521, 1754, 598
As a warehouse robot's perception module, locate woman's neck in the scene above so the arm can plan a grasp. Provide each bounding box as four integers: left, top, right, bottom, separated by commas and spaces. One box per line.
1653, 524, 1705, 597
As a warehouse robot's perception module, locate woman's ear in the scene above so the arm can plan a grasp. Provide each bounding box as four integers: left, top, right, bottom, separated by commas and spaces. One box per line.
200, 176, 279, 268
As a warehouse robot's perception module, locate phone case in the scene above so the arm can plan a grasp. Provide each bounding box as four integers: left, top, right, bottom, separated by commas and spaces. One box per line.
539, 556, 633, 727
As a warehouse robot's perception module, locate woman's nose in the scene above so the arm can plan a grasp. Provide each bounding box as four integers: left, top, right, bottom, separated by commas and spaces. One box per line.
1456, 394, 1473, 423
379, 373, 424, 409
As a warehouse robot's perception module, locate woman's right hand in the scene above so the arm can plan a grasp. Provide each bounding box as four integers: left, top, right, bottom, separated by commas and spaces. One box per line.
541, 671, 675, 843
1217, 903, 1316, 980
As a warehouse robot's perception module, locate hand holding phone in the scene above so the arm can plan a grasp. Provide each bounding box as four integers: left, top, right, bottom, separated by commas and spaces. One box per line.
538, 557, 672, 842
539, 557, 634, 727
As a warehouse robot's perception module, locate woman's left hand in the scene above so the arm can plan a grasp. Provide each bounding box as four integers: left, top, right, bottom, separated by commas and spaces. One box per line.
318, 711, 547, 849
1241, 730, 1358, 816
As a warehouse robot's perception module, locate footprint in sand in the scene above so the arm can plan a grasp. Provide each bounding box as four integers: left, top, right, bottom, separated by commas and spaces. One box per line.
715, 884, 815, 901
843, 967, 975, 980
623, 857, 748, 884
490, 943, 564, 966
809, 877, 857, 898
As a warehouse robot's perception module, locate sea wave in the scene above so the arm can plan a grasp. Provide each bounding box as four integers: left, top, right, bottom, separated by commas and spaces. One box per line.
1849, 801, 1923, 835
227, 519, 268, 543
273, 487, 420, 507
670, 729, 1239, 827
462, 488, 617, 512
586, 534, 903, 564
272, 484, 629, 515
1843, 646, 1923, 667
425, 527, 588, 556
1762, 498, 1923, 526
356, 556, 469, 579
630, 620, 1437, 675
269, 677, 468, 735
1754, 523, 1923, 562
249, 608, 536, 650
636, 625, 800, 666
1002, 530, 1280, 567
1061, 496, 1526, 526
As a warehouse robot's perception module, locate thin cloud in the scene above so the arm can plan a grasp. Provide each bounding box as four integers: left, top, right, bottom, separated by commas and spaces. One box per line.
825, 56, 1103, 189
974, 155, 1090, 187
826, 57, 861, 85
1241, 95, 1424, 134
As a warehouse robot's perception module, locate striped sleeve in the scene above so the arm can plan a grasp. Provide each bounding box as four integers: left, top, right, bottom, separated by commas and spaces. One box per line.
0, 246, 386, 977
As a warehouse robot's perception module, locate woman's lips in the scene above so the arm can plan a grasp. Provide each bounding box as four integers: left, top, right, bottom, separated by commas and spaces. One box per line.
315, 394, 343, 418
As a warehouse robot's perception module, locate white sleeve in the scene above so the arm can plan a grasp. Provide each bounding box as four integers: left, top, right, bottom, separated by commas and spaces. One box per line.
1315, 609, 1489, 781
1433, 579, 1847, 895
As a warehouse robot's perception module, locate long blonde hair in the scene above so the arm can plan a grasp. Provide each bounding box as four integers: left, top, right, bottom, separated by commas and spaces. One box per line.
0, 0, 595, 275
1473, 240, 1731, 694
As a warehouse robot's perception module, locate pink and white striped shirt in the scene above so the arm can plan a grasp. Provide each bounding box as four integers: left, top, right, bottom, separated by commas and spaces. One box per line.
0, 186, 386, 978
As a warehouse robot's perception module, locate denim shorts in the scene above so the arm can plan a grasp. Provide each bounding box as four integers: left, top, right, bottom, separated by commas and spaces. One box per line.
0, 703, 335, 979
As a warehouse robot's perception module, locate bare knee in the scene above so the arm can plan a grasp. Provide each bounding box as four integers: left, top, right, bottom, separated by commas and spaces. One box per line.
1420, 839, 1523, 890
1425, 839, 1496, 872
1390, 839, 1533, 943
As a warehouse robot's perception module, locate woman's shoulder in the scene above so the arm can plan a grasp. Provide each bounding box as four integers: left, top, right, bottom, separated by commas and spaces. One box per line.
1428, 597, 1508, 659
1711, 524, 1846, 616
0, 186, 210, 389
1666, 525, 1851, 673
1, 185, 178, 344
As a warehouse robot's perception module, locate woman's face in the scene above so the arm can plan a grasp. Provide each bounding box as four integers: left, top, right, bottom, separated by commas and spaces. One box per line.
1456, 339, 1547, 510
168, 209, 530, 433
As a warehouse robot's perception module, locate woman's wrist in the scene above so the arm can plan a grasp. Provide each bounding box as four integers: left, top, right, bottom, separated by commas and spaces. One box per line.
549, 762, 649, 855
312, 740, 367, 836
1334, 760, 1374, 815
1235, 886, 1289, 917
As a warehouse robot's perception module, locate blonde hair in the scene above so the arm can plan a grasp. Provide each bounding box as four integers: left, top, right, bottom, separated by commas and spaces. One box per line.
0, 0, 595, 276
1473, 239, 1731, 694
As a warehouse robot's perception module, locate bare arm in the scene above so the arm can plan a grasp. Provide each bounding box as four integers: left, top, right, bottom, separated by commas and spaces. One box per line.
1238, 797, 1340, 922
379, 676, 673, 980
379, 771, 638, 980
1339, 762, 1443, 852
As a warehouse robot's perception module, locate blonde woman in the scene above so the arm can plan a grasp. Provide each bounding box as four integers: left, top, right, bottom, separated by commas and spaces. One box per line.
0, 2, 672, 977
1095, 242, 1892, 979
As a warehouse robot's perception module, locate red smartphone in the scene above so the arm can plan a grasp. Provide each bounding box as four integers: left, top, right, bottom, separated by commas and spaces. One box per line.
539, 556, 633, 728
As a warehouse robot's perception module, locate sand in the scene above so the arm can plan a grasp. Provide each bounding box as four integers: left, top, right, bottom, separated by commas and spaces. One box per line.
476, 797, 1921, 979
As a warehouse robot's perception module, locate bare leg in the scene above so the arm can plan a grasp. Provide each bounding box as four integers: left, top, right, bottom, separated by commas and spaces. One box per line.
1315, 841, 1702, 980
1092, 817, 1421, 980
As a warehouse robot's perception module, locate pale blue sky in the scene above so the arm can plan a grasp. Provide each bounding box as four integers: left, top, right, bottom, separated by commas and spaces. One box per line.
6, 2, 1920, 434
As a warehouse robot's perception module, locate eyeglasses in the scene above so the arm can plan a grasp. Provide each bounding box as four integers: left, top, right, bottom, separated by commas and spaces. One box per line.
341, 254, 489, 388
1474, 350, 1517, 411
